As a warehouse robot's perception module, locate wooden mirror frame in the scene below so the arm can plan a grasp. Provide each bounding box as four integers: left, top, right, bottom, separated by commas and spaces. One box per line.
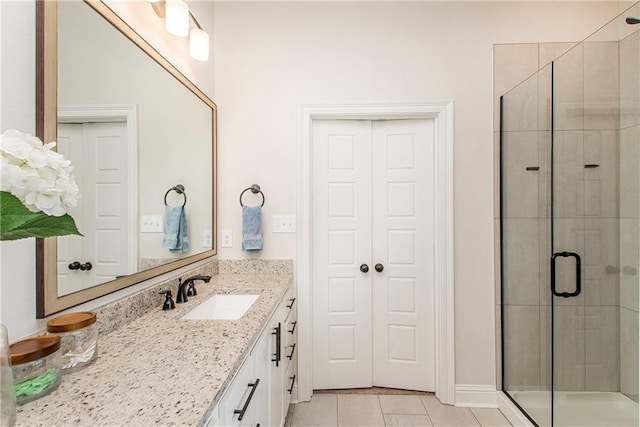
35, 0, 217, 318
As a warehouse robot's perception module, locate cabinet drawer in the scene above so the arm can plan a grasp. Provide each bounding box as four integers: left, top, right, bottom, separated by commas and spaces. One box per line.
284, 339, 296, 371
285, 321, 296, 349
284, 296, 296, 323
284, 294, 296, 312
284, 359, 297, 408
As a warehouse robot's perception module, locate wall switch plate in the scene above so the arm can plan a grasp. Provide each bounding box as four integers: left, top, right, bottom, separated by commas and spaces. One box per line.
221, 229, 233, 248
273, 215, 296, 233
141, 215, 163, 233
203, 230, 213, 248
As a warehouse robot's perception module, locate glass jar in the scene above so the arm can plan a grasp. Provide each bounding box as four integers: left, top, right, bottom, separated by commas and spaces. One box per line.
9, 336, 62, 405
46, 312, 97, 373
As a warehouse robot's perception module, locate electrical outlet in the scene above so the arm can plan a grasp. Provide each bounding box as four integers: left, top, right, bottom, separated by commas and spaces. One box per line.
203, 230, 213, 248
141, 215, 163, 233
221, 229, 233, 248
273, 215, 296, 233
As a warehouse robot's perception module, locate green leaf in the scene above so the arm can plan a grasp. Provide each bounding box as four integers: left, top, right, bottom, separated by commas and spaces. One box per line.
0, 191, 42, 232
0, 191, 83, 241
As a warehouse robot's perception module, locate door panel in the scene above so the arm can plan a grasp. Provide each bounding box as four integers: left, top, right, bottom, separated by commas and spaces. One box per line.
252, 329, 271, 427
57, 122, 129, 296
372, 119, 435, 391
312, 120, 373, 389
87, 122, 130, 283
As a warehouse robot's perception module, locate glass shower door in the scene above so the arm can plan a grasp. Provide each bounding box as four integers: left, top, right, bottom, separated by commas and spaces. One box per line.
550, 5, 639, 426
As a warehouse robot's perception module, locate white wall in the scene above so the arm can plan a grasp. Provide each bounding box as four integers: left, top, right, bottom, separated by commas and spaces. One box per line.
0, 0, 215, 341
1, 0, 39, 342
212, 1, 623, 389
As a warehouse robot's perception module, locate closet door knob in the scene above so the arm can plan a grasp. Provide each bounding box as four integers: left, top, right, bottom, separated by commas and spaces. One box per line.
375, 263, 384, 273
68, 261, 81, 270
80, 262, 92, 271
360, 264, 369, 273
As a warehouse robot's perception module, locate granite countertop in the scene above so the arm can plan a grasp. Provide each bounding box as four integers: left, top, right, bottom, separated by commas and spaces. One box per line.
16, 273, 292, 426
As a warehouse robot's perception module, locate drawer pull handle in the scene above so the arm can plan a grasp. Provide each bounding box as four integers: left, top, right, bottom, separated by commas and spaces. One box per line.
287, 343, 296, 360
272, 323, 281, 366
233, 378, 260, 421
287, 375, 296, 394
288, 321, 297, 335
286, 297, 296, 309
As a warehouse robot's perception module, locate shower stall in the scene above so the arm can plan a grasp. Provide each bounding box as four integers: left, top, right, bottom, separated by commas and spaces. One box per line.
500, 3, 639, 426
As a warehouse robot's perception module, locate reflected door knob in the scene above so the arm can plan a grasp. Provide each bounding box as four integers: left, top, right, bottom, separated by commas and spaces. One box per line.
375, 263, 384, 273
360, 264, 369, 273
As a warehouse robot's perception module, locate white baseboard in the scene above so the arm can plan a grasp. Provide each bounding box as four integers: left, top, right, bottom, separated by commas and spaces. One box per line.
455, 384, 498, 408
496, 391, 535, 427
290, 385, 299, 404
455, 386, 534, 427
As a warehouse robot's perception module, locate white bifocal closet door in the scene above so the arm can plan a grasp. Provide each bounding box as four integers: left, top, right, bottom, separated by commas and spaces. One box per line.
312, 120, 373, 389
312, 119, 435, 392
371, 119, 435, 391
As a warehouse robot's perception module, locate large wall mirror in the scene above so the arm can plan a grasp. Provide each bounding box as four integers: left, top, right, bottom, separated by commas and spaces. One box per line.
36, 0, 217, 318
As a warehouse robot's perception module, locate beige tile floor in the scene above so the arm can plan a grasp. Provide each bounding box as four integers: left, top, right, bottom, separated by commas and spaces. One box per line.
286, 392, 512, 427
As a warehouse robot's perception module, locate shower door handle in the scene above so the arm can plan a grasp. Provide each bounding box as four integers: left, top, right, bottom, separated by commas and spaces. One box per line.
550, 251, 581, 298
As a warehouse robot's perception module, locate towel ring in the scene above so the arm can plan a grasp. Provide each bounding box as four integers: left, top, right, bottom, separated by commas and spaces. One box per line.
239, 184, 265, 207
164, 184, 187, 207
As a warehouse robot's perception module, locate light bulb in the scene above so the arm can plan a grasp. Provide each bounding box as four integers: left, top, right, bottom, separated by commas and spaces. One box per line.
165, 0, 189, 37
190, 28, 209, 61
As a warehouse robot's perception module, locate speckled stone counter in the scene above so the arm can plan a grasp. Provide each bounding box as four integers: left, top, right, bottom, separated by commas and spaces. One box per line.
15, 272, 292, 426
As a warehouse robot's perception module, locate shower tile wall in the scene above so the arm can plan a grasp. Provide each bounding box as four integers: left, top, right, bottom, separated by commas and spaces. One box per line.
619, 27, 639, 403
495, 37, 636, 396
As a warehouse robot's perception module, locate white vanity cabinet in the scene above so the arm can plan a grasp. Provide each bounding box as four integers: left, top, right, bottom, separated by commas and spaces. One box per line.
206, 288, 297, 427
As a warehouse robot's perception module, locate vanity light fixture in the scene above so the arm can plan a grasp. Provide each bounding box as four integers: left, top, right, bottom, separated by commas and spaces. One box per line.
165, 0, 189, 37
150, 0, 210, 61
190, 26, 210, 62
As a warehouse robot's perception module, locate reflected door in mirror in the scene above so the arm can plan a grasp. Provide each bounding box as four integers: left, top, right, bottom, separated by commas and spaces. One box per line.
56, 121, 134, 297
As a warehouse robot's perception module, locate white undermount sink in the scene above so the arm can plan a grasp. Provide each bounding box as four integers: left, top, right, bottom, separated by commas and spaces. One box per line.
181, 294, 260, 320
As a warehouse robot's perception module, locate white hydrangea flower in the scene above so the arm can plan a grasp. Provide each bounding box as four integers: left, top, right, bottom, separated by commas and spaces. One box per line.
0, 129, 80, 216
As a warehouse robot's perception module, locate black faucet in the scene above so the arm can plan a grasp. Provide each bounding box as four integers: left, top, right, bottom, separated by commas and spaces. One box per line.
176, 275, 212, 304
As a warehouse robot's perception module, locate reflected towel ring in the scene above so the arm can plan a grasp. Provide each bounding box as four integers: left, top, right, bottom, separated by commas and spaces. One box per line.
164, 184, 187, 207
239, 184, 265, 207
